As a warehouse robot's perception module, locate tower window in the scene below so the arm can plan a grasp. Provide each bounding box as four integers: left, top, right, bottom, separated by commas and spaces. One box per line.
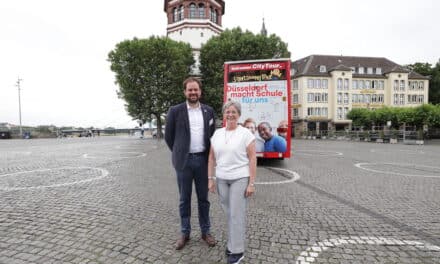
198, 4, 205, 18
173, 7, 178, 22
210, 8, 218, 23
178, 5, 184, 21
190, 3, 197, 18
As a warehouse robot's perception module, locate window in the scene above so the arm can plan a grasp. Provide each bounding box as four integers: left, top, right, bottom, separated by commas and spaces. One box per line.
372, 80, 378, 89
293, 80, 299, 90
308, 108, 314, 116
322, 93, 328, 102
315, 79, 321, 89
293, 108, 299, 117
376, 68, 382, 74
419, 81, 424, 90
352, 80, 358, 90
365, 94, 371, 103
308, 79, 314, 88
350, 67, 355, 73
400, 94, 405, 104
322, 107, 328, 117
358, 67, 364, 74
365, 80, 370, 89
393, 94, 399, 105
378, 94, 384, 103
293, 94, 298, 104
344, 79, 349, 90
337, 107, 343, 120
337, 93, 342, 104
173, 8, 179, 22
314, 93, 321, 102
358, 80, 364, 89
190, 3, 197, 18
210, 9, 218, 23
198, 4, 205, 18
394, 80, 399, 91
322, 79, 328, 89
359, 94, 364, 103
344, 107, 349, 119
308, 93, 314, 102
178, 5, 184, 20
315, 107, 321, 116
319, 65, 326, 72
400, 80, 405, 91
343, 93, 349, 104
418, 95, 424, 103
367, 67, 373, 74
379, 80, 384, 90
372, 94, 377, 103
337, 78, 343, 90
352, 94, 358, 103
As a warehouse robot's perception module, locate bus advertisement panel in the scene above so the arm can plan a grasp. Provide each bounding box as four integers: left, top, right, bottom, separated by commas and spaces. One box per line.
224, 59, 291, 158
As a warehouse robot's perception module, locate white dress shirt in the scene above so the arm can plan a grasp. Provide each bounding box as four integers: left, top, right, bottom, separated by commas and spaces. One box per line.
187, 102, 205, 153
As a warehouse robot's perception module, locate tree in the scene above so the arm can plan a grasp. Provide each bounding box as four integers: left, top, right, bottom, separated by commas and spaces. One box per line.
406, 62, 432, 76
199, 27, 290, 115
347, 108, 370, 129
407, 60, 440, 105
430, 61, 440, 104
108, 36, 194, 137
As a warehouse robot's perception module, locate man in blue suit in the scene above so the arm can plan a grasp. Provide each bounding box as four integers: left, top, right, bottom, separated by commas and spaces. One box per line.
165, 77, 216, 250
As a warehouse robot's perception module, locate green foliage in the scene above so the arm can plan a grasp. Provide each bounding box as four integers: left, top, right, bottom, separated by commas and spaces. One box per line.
348, 104, 440, 129
430, 62, 440, 104
406, 62, 432, 76
108, 36, 194, 134
346, 108, 370, 128
199, 27, 290, 115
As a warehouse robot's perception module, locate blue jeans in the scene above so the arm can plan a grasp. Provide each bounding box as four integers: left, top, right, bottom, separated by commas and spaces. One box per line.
176, 154, 211, 236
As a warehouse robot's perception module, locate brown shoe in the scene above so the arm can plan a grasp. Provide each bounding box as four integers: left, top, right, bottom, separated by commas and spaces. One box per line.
175, 235, 190, 250
201, 234, 216, 247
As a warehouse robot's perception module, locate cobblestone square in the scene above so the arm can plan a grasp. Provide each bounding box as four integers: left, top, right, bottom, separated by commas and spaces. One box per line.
0, 137, 439, 263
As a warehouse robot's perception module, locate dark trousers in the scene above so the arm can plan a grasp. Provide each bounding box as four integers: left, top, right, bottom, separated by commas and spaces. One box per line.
176, 153, 211, 236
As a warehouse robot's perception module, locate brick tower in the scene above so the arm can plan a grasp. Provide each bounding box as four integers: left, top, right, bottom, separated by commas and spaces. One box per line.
164, 0, 225, 75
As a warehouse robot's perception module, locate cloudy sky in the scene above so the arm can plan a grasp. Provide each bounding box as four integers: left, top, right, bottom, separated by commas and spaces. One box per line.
1, 0, 439, 128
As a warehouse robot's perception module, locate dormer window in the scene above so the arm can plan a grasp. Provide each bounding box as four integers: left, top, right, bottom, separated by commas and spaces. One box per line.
367, 67, 373, 74
350, 67, 355, 73
358, 67, 364, 74
376, 67, 382, 74
319, 65, 326, 73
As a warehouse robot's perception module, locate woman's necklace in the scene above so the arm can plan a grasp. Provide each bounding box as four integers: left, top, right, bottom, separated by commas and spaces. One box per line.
224, 128, 236, 144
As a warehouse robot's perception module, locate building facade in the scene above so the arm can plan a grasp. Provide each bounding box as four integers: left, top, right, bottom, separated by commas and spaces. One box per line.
163, 0, 225, 75
291, 55, 429, 136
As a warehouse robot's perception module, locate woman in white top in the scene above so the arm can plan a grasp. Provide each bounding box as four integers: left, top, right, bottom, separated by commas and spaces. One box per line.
208, 101, 256, 264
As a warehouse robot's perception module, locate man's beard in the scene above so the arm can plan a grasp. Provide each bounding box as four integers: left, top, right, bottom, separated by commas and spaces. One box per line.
187, 96, 200, 104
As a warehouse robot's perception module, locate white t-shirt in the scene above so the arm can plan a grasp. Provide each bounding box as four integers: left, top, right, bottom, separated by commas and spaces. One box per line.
211, 126, 255, 180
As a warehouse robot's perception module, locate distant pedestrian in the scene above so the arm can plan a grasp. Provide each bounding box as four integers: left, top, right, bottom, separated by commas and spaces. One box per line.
165, 77, 217, 250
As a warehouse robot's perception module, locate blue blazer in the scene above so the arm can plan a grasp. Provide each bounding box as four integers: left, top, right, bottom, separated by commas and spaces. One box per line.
165, 102, 216, 170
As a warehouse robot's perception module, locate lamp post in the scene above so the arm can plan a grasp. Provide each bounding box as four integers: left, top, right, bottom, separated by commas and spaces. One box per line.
15, 77, 23, 137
